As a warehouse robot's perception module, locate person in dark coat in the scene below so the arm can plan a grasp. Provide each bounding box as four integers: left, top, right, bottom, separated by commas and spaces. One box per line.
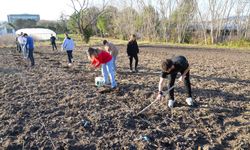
127, 34, 139, 72
50, 34, 57, 50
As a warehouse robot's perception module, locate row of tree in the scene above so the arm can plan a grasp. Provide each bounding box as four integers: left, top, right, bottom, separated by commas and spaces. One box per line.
68, 0, 250, 44
11, 0, 250, 44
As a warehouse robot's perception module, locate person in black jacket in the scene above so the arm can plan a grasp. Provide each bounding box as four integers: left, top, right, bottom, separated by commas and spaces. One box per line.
156, 56, 193, 108
50, 34, 57, 50
127, 34, 139, 72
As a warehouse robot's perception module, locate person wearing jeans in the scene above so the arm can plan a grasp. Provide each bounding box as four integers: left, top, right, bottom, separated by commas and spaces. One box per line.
156, 56, 193, 108
101, 60, 116, 88
62, 33, 74, 66
103, 40, 119, 72
23, 33, 35, 66
87, 47, 117, 89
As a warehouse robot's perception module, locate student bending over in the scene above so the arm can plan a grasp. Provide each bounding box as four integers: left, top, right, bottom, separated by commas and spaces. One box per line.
157, 56, 193, 108
87, 47, 117, 89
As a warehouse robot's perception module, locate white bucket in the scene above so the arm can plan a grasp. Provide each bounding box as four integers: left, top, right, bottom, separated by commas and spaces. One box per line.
95, 77, 105, 87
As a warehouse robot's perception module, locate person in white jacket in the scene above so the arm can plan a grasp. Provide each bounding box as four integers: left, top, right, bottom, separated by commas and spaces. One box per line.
62, 33, 75, 66
17, 32, 28, 58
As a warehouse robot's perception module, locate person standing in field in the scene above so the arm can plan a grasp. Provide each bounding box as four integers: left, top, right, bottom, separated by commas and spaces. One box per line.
23, 33, 35, 66
62, 33, 74, 66
50, 34, 57, 50
127, 34, 139, 73
103, 40, 119, 72
17, 32, 27, 55
87, 47, 117, 89
16, 34, 22, 53
156, 56, 193, 108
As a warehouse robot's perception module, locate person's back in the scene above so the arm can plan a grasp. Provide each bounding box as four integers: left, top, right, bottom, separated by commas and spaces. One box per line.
158, 55, 192, 108
103, 40, 119, 72
92, 50, 112, 67
26, 36, 34, 49
62, 34, 75, 66
88, 47, 117, 89
63, 37, 74, 51
106, 42, 118, 57
23, 34, 35, 66
171, 56, 189, 73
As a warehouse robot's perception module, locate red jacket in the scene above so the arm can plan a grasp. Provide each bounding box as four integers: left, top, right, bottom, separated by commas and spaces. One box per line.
91, 51, 112, 68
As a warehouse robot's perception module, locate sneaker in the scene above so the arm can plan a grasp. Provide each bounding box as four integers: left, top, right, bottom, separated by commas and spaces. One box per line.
135, 69, 139, 73
68, 63, 72, 67
186, 97, 193, 106
168, 100, 175, 108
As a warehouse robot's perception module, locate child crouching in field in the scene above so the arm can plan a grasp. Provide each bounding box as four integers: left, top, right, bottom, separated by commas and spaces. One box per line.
87, 47, 117, 89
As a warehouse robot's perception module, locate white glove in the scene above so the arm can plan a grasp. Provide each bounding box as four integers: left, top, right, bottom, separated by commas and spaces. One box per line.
156, 93, 163, 100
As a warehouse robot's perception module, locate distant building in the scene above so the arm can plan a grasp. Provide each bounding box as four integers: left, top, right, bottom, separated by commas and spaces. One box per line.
0, 22, 15, 35
7, 14, 40, 23
186, 16, 250, 42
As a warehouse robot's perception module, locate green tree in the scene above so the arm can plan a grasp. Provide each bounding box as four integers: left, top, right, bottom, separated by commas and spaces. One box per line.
140, 5, 160, 41
68, 0, 107, 43
168, 0, 197, 43
97, 15, 108, 37
68, 7, 100, 43
113, 7, 139, 39
100, 5, 118, 37
57, 13, 69, 33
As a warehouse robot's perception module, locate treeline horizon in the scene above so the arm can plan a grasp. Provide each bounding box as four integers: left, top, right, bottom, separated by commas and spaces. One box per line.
8, 0, 250, 46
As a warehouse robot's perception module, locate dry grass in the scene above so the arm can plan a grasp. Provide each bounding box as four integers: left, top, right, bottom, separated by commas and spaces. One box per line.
0, 35, 16, 48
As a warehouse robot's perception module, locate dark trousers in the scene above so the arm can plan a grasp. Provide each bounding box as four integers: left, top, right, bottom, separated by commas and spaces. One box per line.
129, 55, 138, 70
66, 50, 73, 63
168, 71, 192, 100
28, 48, 35, 66
51, 42, 57, 50
16, 43, 21, 52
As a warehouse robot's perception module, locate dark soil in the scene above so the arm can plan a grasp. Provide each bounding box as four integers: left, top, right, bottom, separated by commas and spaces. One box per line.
0, 45, 249, 149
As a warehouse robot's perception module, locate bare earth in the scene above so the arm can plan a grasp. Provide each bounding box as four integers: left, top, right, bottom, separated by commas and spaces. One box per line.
0, 45, 250, 150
